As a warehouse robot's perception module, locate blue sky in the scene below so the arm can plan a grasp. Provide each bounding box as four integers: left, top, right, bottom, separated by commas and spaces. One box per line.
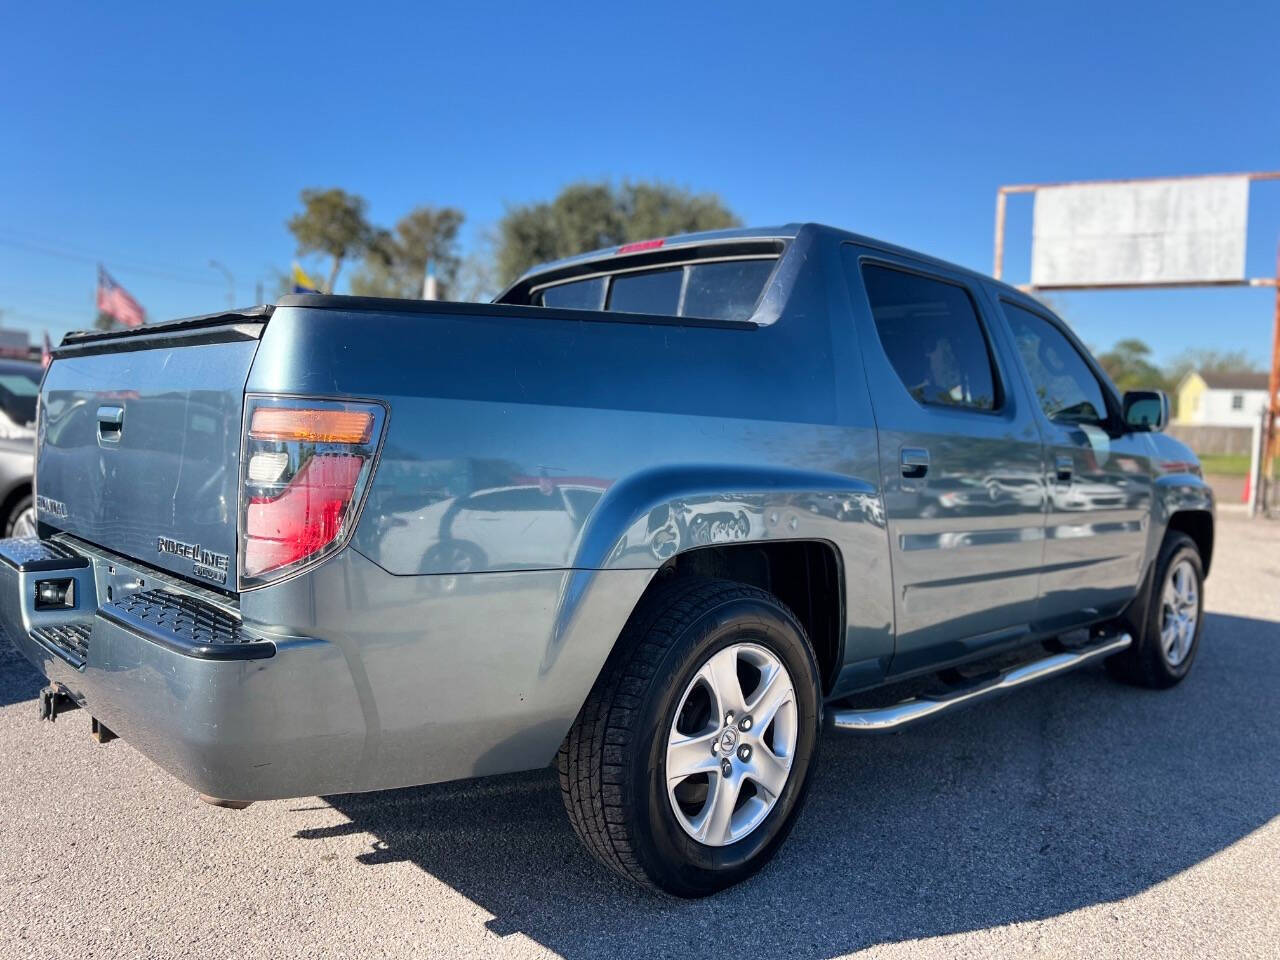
2, 0, 1278, 365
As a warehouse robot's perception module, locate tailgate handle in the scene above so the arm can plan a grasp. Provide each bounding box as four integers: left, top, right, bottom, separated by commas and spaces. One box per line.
96, 405, 124, 443
900, 446, 930, 480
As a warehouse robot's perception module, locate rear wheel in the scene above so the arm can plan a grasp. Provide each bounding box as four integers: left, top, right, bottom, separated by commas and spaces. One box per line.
558, 576, 822, 897
5, 494, 34, 538
1108, 531, 1204, 688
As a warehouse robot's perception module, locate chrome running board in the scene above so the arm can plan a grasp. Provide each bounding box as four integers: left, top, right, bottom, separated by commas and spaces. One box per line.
828, 633, 1132, 734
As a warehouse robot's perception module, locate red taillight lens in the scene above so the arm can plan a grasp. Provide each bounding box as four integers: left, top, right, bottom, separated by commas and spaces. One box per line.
239, 398, 385, 588
244, 454, 365, 578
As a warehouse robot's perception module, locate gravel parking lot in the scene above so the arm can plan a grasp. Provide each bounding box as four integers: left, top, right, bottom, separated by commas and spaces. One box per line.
1, 512, 1277, 959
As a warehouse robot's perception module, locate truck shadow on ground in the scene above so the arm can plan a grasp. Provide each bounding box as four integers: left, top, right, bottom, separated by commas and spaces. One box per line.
308, 611, 1279, 959
0, 639, 42, 709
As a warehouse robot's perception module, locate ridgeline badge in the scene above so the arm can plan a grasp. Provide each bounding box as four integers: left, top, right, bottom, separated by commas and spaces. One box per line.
157, 536, 230, 585
36, 495, 68, 519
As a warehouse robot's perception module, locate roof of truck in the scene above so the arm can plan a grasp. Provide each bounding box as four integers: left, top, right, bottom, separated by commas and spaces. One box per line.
506, 221, 1010, 299
510, 224, 804, 283
272, 223, 1022, 329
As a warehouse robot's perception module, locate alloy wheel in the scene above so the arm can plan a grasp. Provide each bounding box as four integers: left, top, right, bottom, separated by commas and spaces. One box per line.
665, 642, 798, 847
1160, 558, 1199, 667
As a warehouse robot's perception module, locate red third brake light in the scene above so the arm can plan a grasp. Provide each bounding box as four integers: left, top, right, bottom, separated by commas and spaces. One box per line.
616, 238, 664, 254
244, 454, 365, 579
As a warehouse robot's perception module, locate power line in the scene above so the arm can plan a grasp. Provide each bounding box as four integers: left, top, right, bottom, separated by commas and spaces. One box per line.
0, 235, 225, 288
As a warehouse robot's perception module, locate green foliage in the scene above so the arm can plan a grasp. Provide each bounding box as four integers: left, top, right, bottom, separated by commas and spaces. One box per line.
286, 188, 376, 293
1197, 453, 1278, 477
1093, 339, 1266, 420
494, 180, 741, 286
1096, 338, 1171, 392
350, 206, 465, 299
1165, 347, 1261, 384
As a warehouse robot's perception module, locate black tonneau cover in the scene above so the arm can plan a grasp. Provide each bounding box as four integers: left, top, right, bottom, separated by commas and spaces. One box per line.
57, 306, 273, 358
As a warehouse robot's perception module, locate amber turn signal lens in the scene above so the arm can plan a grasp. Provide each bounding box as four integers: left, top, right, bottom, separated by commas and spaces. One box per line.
249, 408, 374, 444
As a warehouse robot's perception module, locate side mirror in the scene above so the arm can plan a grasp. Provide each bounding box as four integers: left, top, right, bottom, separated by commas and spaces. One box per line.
1122, 390, 1169, 432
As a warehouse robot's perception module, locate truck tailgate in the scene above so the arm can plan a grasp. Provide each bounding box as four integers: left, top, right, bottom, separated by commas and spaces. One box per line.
37, 321, 264, 589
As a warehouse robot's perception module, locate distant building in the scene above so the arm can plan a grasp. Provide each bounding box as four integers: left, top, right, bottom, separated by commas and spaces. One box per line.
0, 328, 30, 360
1175, 370, 1273, 427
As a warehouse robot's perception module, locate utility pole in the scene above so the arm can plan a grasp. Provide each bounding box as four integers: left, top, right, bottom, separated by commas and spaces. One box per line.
209, 260, 235, 309
1264, 238, 1280, 512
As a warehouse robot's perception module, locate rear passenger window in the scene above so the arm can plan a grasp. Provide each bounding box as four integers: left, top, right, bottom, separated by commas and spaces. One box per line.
1002, 303, 1109, 425
861, 264, 998, 410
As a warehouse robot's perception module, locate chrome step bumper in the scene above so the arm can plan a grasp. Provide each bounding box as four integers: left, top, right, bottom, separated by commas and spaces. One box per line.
828, 633, 1133, 734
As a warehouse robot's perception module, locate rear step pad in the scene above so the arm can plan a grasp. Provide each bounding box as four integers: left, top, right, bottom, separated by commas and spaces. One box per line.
828, 633, 1132, 734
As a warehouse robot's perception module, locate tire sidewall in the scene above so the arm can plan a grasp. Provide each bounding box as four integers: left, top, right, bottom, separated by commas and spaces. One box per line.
629, 595, 821, 895
5, 494, 32, 538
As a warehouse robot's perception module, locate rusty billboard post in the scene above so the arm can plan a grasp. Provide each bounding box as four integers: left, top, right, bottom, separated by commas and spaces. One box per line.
993, 171, 1280, 514
1268, 239, 1280, 509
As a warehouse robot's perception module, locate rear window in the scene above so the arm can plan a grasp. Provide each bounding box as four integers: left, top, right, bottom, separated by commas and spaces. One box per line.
540, 277, 605, 310
608, 269, 684, 315
535, 257, 775, 322
682, 260, 776, 321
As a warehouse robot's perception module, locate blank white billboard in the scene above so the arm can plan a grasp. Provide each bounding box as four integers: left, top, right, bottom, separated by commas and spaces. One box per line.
1030, 176, 1249, 288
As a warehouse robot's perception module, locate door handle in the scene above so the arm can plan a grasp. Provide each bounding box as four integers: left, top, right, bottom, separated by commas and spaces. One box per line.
96, 404, 124, 443
900, 447, 930, 480
1054, 454, 1073, 482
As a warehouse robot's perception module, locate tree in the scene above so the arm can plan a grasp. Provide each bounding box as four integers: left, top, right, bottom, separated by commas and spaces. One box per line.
286, 188, 375, 293
349, 206, 465, 299
1165, 347, 1261, 385
494, 180, 740, 285
1096, 338, 1170, 392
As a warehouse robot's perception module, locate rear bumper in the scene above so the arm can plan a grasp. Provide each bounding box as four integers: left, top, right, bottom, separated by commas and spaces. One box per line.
0, 537, 365, 802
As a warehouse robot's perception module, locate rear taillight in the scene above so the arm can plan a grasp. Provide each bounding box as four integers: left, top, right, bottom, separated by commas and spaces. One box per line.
239, 396, 386, 589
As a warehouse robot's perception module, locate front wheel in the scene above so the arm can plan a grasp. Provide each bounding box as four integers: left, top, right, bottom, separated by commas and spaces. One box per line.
558, 577, 822, 897
1108, 531, 1204, 688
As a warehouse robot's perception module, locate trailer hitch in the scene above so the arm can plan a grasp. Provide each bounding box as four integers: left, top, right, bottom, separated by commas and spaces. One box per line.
37, 685, 79, 722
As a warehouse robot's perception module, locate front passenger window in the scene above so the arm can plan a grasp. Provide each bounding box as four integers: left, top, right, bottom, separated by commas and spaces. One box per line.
1002, 303, 1108, 425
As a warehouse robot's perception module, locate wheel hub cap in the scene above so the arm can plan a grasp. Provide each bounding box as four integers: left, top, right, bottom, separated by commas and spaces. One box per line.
1160, 558, 1199, 667
717, 727, 739, 754
665, 642, 798, 847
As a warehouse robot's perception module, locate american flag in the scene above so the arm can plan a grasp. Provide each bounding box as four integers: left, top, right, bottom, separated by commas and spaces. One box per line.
96, 266, 146, 328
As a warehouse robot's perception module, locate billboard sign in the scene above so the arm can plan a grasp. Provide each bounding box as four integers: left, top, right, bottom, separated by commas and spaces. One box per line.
1030, 176, 1249, 288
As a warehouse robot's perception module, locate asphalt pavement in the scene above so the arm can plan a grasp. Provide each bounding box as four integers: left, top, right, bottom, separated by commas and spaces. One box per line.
1, 512, 1277, 959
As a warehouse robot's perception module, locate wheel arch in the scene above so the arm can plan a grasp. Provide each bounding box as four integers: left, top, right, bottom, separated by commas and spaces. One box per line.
1166, 509, 1214, 576
639, 539, 845, 695
560, 463, 882, 697
1152, 471, 1215, 577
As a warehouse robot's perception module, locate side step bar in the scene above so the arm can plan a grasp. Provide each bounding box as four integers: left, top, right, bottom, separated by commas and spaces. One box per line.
829, 633, 1132, 734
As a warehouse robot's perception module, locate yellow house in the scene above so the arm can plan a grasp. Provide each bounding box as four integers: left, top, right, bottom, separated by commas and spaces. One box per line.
1175, 370, 1272, 427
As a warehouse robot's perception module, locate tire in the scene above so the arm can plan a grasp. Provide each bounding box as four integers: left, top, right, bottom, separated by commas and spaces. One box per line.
1107, 531, 1204, 689
4, 493, 34, 538
558, 576, 822, 897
